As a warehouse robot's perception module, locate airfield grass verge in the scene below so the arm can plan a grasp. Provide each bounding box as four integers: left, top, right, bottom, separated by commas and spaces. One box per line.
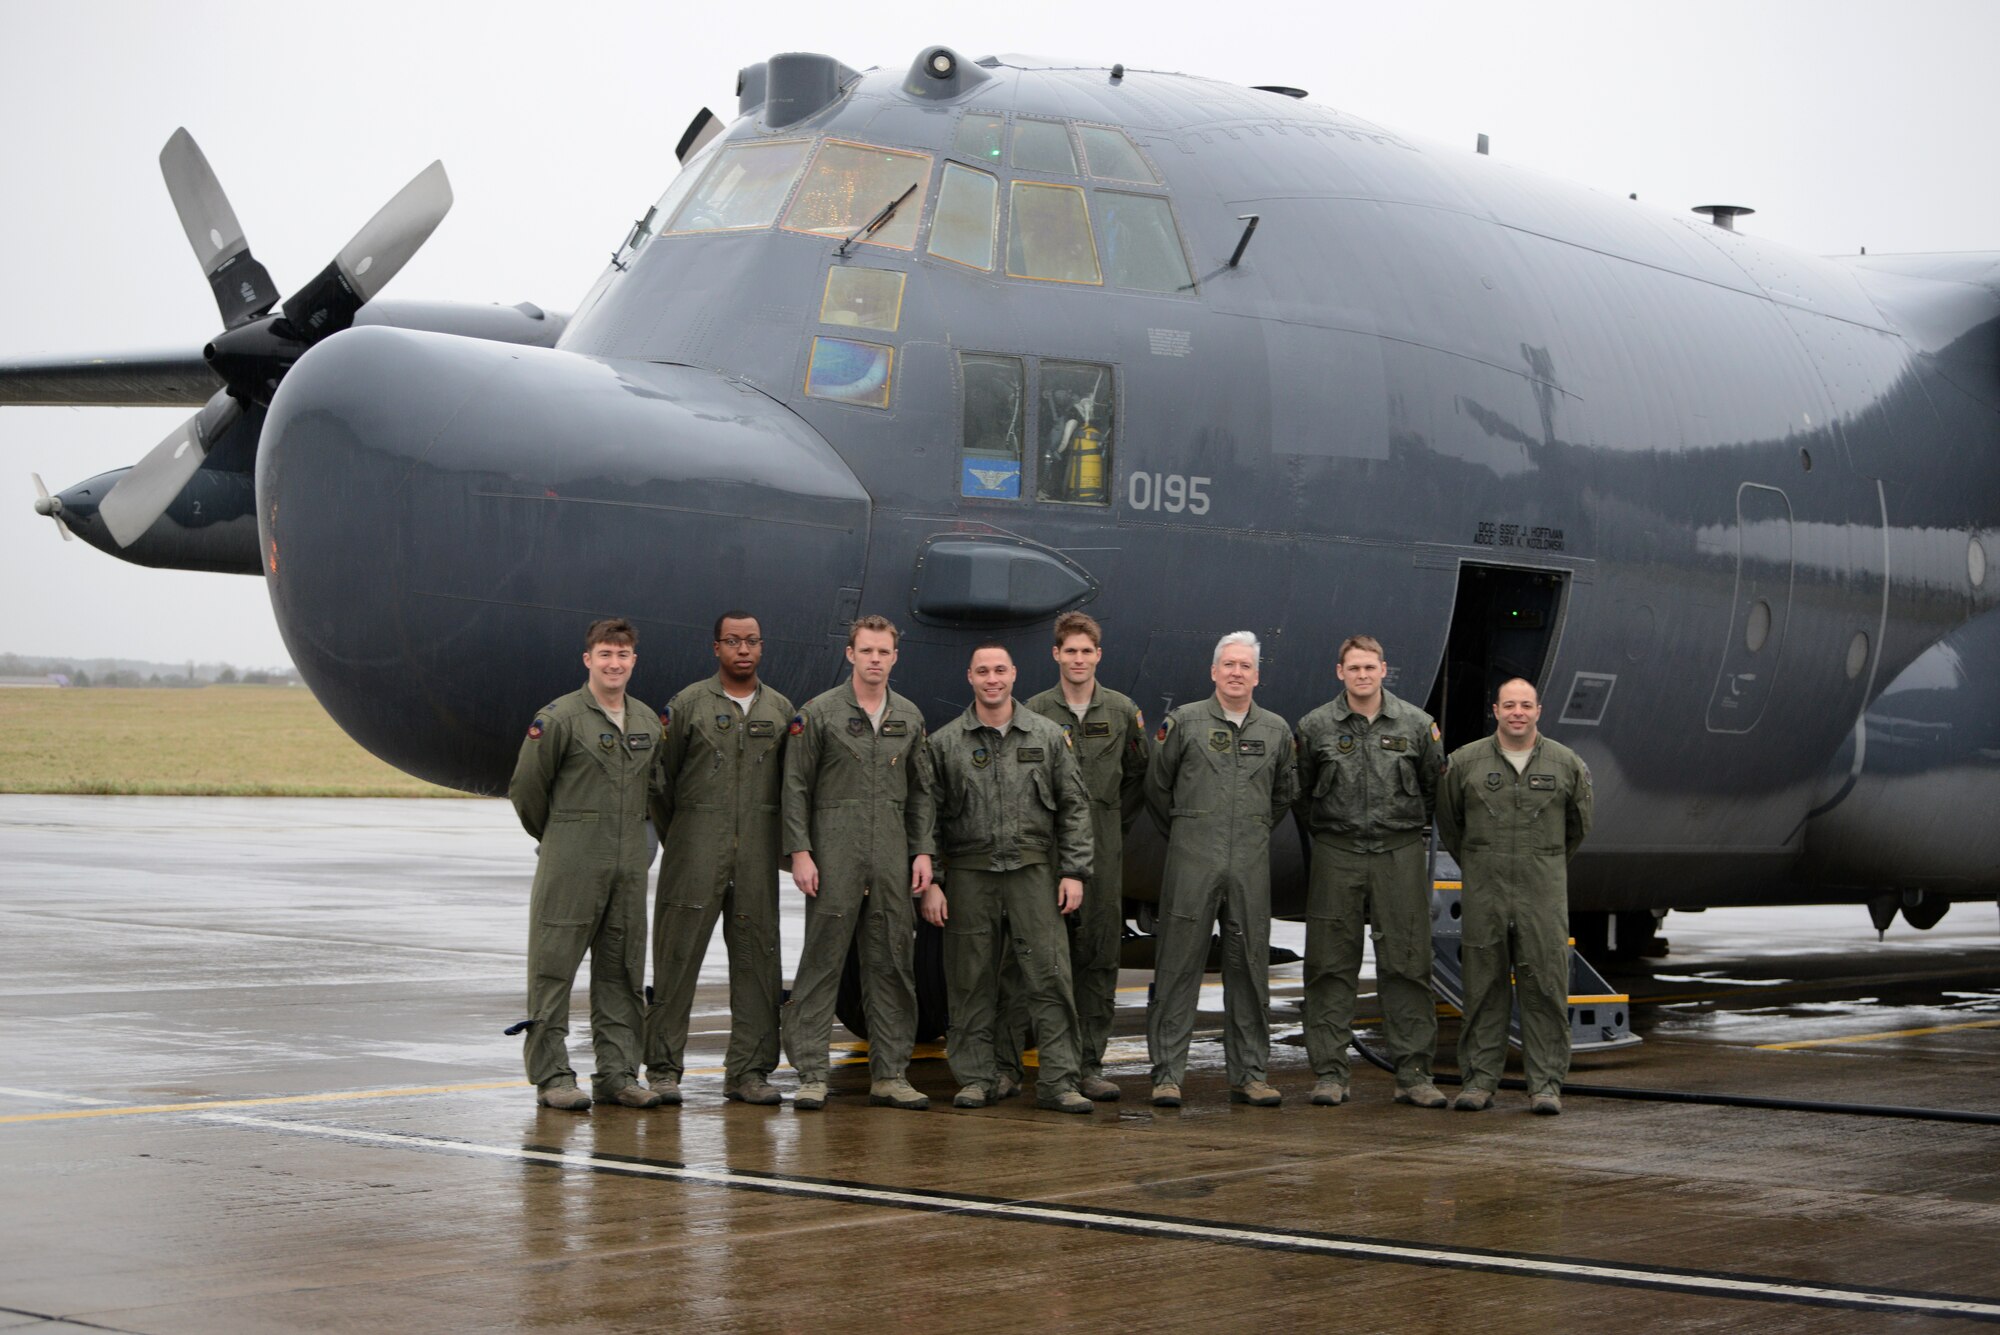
0, 686, 469, 797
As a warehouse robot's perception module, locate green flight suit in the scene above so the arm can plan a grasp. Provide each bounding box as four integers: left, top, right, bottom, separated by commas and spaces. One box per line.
1145, 697, 1300, 1088
508, 686, 663, 1098
997, 685, 1150, 1084
779, 682, 937, 1085
928, 701, 1096, 1099
644, 674, 795, 1087
1294, 688, 1447, 1090
1436, 733, 1593, 1098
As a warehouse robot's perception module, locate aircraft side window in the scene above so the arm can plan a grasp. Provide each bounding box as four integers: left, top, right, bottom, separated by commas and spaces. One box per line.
1098, 192, 1195, 294
959, 353, 1025, 499
805, 336, 894, 409
1077, 126, 1158, 183
1006, 183, 1102, 285
783, 140, 933, 250
666, 139, 812, 233
616, 136, 724, 263
820, 267, 905, 331
928, 163, 998, 271
1036, 361, 1115, 506
954, 113, 1006, 165
1011, 118, 1078, 175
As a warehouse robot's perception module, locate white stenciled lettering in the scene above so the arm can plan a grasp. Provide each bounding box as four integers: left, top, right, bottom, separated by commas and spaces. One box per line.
1128, 473, 1212, 515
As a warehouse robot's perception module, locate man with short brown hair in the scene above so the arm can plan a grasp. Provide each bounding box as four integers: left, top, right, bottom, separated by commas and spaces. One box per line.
1294, 636, 1448, 1109
508, 618, 665, 1111
779, 615, 938, 1111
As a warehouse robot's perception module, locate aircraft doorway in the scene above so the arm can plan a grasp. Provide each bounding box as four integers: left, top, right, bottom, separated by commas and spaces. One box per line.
1423, 564, 1570, 750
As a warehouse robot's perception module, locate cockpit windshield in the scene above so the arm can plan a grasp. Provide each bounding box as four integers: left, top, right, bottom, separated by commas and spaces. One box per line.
666, 139, 812, 233
783, 141, 933, 250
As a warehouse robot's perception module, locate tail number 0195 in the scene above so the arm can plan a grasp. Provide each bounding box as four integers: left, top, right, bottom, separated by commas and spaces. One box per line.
1127, 472, 1211, 515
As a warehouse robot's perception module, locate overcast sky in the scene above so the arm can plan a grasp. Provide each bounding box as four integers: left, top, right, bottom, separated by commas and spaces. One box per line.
3, 0, 1995, 667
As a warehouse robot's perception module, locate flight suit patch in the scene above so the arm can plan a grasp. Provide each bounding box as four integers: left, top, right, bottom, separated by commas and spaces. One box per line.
1156, 717, 1173, 743
1209, 729, 1231, 752
747, 719, 776, 737
659, 706, 672, 728
715, 713, 733, 730
1528, 774, 1557, 790
1084, 720, 1111, 737
1430, 721, 1442, 744
599, 733, 617, 750
1018, 747, 1046, 762
882, 719, 910, 737
1061, 723, 1075, 744
847, 717, 867, 736
627, 732, 653, 751
972, 746, 990, 768
1484, 771, 1503, 789
1382, 736, 1408, 752
1336, 735, 1354, 754
788, 715, 805, 736
527, 718, 546, 740
1134, 708, 1146, 733
1238, 739, 1266, 756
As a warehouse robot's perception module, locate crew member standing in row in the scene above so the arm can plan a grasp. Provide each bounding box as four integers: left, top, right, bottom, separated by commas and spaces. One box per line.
644, 612, 793, 1106
1294, 636, 1449, 1109
1144, 631, 1299, 1108
507, 618, 666, 1111
779, 615, 937, 1112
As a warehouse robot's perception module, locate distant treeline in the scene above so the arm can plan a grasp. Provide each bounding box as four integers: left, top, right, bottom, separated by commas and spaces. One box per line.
0, 652, 299, 689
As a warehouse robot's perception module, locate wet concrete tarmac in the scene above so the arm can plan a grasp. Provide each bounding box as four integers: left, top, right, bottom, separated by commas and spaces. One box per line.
3, 795, 1998, 1331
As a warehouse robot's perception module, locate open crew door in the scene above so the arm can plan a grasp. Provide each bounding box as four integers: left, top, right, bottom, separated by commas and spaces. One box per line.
1423, 562, 1569, 750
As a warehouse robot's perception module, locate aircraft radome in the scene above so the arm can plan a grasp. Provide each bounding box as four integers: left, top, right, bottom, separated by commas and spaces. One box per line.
8, 46, 1997, 967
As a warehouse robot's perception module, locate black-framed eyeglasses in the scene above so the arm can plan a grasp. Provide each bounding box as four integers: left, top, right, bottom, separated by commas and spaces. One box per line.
718, 636, 764, 649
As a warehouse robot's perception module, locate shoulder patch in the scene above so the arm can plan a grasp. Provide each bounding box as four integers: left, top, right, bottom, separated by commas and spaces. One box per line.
1134, 708, 1146, 733
527, 717, 546, 740
1156, 716, 1174, 743
659, 705, 673, 729
1430, 721, 1441, 743
788, 714, 805, 737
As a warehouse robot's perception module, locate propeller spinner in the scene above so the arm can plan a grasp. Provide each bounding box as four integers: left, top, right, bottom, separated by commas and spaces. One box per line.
30, 473, 73, 542
93, 130, 452, 548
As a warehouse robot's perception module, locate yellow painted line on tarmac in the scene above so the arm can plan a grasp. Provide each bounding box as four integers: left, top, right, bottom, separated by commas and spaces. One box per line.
1755, 1017, 2000, 1051
0, 1078, 533, 1125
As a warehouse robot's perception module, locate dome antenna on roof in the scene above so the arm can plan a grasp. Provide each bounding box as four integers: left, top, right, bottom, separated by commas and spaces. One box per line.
1693, 204, 1755, 232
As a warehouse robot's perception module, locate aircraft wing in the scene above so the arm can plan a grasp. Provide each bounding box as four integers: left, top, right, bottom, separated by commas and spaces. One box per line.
0, 350, 220, 407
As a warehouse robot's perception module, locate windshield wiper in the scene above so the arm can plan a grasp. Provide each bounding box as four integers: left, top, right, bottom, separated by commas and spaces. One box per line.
837, 183, 917, 257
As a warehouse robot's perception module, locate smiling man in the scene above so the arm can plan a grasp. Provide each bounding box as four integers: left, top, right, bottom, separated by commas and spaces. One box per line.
1436, 677, 1593, 1115
1143, 631, 1299, 1108
507, 617, 666, 1112
921, 641, 1096, 1114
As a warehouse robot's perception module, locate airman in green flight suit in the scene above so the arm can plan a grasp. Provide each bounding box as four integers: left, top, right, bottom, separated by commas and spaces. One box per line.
507, 617, 666, 1112
644, 611, 794, 1107
996, 611, 1149, 1102
1436, 677, 1593, 1116
779, 615, 937, 1111
921, 641, 1098, 1114
1145, 631, 1300, 1108
1294, 635, 1450, 1109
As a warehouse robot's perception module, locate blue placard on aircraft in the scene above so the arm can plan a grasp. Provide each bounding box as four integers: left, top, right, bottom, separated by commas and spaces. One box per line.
961, 458, 1021, 498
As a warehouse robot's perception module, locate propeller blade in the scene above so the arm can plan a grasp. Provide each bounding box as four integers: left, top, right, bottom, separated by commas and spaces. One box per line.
31, 472, 74, 542
159, 128, 278, 329
281, 161, 452, 342
97, 390, 242, 547
676, 108, 721, 164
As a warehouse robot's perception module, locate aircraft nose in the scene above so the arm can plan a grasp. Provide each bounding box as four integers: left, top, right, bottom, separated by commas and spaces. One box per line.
257, 325, 871, 790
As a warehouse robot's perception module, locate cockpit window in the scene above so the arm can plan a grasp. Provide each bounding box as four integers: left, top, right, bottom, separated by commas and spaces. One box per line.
1006, 182, 1101, 285
1037, 361, 1115, 505
928, 163, 998, 271
1077, 126, 1158, 184
783, 140, 932, 250
960, 353, 1025, 498
1011, 118, 1077, 176
666, 139, 811, 232
805, 336, 894, 408
820, 267, 905, 331
1098, 192, 1194, 293
954, 113, 1006, 165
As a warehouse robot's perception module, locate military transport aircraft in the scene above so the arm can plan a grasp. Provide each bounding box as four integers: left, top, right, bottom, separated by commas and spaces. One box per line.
8, 47, 1998, 967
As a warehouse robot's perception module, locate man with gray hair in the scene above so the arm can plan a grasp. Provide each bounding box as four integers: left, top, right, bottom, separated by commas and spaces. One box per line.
1143, 631, 1300, 1107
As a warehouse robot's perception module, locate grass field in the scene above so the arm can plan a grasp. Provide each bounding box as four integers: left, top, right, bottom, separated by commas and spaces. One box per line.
0, 686, 469, 797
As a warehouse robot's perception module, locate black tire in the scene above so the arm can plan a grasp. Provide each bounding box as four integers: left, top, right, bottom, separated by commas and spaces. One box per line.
832, 920, 951, 1043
